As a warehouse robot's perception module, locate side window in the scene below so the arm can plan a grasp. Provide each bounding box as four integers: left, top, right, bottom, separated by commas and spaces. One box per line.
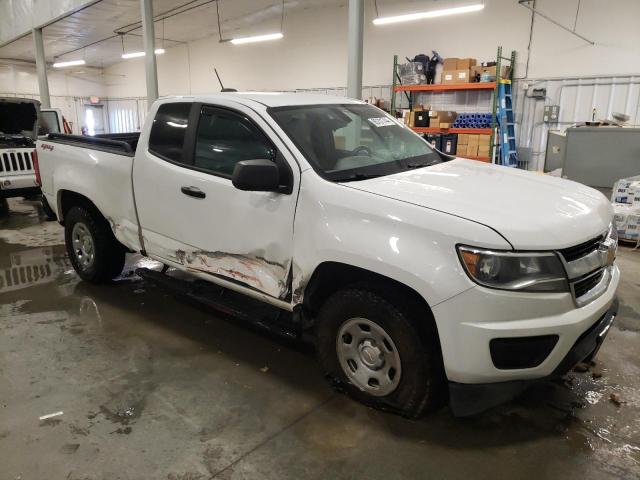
148, 102, 191, 163
194, 108, 275, 177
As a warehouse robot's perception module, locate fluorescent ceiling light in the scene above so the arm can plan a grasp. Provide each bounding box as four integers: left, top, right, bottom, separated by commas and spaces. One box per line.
121, 48, 165, 59
230, 33, 283, 45
373, 3, 484, 25
52, 59, 86, 68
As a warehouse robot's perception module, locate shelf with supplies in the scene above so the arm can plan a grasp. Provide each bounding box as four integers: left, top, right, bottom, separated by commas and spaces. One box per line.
391, 47, 517, 164
394, 82, 496, 93
410, 127, 493, 135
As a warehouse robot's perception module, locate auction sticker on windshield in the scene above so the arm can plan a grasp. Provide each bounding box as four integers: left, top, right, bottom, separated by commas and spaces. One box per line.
368, 117, 396, 127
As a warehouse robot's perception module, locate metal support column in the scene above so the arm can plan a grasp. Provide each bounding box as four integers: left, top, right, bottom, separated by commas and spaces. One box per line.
347, 0, 364, 100
33, 28, 50, 108
140, 0, 159, 108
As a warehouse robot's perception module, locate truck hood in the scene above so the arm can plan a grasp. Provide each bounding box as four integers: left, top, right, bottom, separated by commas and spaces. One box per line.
345, 159, 612, 250
0, 97, 39, 138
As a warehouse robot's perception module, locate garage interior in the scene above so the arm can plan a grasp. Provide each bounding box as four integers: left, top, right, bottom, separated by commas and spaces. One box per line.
0, 1, 639, 479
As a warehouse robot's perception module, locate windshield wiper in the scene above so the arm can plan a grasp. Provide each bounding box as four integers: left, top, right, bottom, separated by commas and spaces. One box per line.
335, 172, 384, 182
406, 163, 427, 169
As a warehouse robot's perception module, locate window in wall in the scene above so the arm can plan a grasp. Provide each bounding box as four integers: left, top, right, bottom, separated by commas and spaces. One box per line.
193, 107, 275, 177
148, 102, 191, 163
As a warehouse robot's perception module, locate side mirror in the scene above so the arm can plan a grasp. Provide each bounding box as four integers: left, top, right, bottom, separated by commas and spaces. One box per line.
232, 159, 280, 192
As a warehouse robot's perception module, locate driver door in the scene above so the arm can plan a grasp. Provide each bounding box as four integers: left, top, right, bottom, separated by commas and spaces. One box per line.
134, 101, 300, 302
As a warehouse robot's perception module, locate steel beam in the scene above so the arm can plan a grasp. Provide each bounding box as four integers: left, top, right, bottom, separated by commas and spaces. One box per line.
347, 0, 364, 99
33, 28, 51, 108
140, 0, 159, 108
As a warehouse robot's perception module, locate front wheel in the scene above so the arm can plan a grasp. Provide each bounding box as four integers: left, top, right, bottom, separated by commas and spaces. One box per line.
315, 287, 446, 417
64, 206, 126, 283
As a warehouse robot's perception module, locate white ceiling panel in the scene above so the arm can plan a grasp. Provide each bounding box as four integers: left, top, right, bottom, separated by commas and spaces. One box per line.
0, 0, 344, 68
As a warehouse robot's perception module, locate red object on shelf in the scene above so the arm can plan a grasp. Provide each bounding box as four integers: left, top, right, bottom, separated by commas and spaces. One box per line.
411, 127, 493, 135
394, 82, 496, 92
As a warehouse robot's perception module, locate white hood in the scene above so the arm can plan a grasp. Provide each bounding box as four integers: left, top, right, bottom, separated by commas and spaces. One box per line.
345, 159, 612, 250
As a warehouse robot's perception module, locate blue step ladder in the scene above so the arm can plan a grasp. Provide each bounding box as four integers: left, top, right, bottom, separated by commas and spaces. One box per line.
497, 80, 519, 167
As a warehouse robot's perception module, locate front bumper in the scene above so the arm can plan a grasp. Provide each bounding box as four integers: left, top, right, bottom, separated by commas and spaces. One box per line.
432, 264, 619, 384
449, 297, 618, 416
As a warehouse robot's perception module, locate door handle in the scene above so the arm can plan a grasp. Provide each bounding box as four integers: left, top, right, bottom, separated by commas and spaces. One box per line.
181, 186, 206, 199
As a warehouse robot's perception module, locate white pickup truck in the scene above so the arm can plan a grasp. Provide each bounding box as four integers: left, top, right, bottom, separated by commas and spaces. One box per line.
36, 93, 619, 416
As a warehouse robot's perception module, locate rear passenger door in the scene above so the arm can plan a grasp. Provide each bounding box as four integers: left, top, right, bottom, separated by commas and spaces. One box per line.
133, 100, 300, 302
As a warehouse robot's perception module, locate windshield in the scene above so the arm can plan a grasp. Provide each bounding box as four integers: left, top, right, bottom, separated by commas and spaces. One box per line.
268, 103, 443, 182
39, 110, 61, 134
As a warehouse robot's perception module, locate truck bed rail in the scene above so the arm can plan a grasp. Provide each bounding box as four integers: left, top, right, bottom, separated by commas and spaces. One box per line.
45, 132, 140, 157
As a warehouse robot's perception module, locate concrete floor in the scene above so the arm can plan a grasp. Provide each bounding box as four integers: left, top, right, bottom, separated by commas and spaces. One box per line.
0, 197, 639, 480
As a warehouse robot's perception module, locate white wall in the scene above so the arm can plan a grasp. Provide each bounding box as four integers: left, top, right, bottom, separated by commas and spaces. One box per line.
104, 0, 640, 98
0, 62, 105, 97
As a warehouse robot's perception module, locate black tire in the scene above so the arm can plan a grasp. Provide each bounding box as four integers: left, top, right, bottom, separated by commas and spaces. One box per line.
64, 205, 126, 283
315, 287, 446, 417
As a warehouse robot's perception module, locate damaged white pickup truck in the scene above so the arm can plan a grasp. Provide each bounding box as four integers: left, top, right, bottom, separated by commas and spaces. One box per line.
37, 93, 619, 416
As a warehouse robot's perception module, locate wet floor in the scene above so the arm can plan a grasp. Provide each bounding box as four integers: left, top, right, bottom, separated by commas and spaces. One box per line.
0, 197, 638, 480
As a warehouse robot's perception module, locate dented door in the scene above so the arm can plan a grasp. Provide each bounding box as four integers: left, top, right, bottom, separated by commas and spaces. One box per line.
134, 100, 300, 301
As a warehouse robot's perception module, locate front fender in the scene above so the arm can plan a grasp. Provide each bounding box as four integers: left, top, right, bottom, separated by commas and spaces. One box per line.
292, 172, 511, 308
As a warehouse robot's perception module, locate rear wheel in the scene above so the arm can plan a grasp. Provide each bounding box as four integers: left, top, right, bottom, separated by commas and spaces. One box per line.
64, 205, 125, 282
315, 287, 446, 417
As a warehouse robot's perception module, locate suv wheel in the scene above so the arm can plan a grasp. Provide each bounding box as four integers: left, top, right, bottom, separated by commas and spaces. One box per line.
315, 287, 446, 417
64, 205, 126, 282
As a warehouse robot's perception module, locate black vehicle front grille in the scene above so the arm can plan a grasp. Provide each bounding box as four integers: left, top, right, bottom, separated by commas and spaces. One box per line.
573, 269, 605, 298
560, 234, 604, 262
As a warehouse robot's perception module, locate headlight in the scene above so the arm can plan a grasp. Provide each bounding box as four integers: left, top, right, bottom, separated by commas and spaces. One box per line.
457, 246, 569, 292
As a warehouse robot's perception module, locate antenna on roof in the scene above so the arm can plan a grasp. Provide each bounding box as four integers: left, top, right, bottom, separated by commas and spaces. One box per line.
214, 68, 237, 92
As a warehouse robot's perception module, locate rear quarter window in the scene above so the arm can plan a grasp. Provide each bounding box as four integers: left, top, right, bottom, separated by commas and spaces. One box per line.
148, 102, 191, 163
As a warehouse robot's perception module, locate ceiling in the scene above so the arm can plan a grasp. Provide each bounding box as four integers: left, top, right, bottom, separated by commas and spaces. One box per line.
0, 0, 344, 68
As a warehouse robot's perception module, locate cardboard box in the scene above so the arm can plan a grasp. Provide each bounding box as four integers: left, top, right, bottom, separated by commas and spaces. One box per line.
429, 110, 457, 126
466, 144, 479, 157
478, 146, 490, 157
457, 58, 477, 70
467, 134, 480, 147
458, 134, 469, 145
456, 144, 467, 156
442, 69, 470, 84
402, 110, 411, 126
443, 58, 459, 70
439, 122, 451, 129
478, 135, 491, 148
471, 65, 511, 81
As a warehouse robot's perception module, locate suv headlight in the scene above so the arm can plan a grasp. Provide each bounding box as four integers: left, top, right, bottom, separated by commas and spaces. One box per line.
457, 246, 569, 292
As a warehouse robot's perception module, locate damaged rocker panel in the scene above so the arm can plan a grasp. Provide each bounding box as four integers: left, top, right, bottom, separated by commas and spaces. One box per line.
174, 249, 292, 301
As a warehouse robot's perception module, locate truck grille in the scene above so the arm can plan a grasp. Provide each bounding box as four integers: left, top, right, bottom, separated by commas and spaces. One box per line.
559, 234, 604, 262
0, 150, 35, 174
573, 269, 605, 298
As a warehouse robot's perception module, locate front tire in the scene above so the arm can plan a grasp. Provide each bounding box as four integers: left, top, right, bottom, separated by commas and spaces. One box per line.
315, 287, 446, 417
64, 206, 125, 283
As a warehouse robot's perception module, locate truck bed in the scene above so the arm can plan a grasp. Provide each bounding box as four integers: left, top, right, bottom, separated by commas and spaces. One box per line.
37, 133, 142, 253
45, 132, 140, 156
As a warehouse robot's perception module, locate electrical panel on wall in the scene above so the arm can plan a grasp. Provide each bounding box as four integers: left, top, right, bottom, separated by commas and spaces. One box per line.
543, 105, 560, 123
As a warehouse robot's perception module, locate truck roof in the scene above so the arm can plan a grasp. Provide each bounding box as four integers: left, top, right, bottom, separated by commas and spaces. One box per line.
163, 92, 364, 108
